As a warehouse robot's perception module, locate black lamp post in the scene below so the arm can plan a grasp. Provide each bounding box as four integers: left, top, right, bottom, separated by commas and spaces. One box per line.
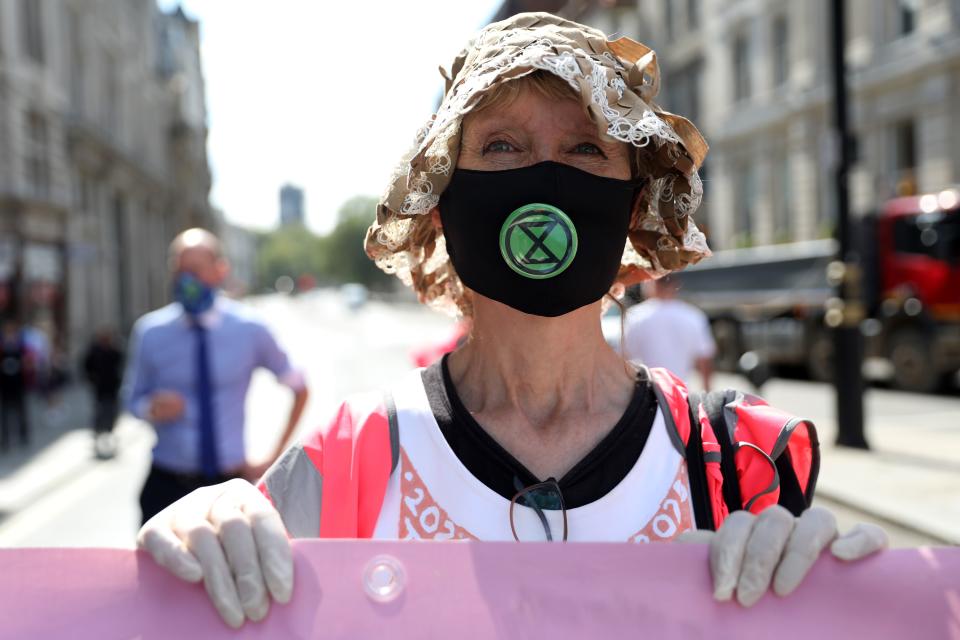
828, 0, 868, 449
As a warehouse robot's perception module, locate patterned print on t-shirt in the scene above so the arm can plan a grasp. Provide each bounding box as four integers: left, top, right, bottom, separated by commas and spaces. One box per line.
628, 462, 694, 543
398, 448, 694, 542
399, 448, 477, 540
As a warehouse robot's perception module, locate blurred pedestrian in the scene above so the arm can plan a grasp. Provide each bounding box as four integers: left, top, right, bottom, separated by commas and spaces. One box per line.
622, 276, 716, 390
0, 317, 31, 451
19, 321, 50, 391
122, 228, 309, 523
82, 327, 125, 459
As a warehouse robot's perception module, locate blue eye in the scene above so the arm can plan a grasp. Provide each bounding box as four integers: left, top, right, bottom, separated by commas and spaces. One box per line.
483, 140, 517, 154
572, 142, 603, 155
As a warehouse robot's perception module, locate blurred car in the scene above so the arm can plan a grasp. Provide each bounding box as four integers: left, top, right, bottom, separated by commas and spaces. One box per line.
340, 283, 369, 311
274, 275, 295, 295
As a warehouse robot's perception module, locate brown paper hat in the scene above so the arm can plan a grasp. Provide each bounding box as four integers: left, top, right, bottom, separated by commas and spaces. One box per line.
366, 12, 710, 316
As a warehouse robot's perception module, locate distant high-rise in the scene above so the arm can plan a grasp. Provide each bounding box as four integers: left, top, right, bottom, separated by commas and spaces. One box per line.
279, 184, 305, 226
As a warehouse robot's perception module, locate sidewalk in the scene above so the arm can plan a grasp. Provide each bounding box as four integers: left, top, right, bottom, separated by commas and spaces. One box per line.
0, 386, 99, 524
817, 446, 959, 544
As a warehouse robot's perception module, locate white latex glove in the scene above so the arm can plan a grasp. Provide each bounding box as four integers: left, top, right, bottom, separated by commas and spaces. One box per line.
137, 479, 294, 628
678, 505, 888, 607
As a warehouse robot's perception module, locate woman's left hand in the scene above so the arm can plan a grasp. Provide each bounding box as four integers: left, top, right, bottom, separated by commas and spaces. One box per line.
678, 506, 888, 606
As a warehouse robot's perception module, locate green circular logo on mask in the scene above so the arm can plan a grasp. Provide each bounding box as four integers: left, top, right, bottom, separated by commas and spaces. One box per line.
499, 203, 578, 279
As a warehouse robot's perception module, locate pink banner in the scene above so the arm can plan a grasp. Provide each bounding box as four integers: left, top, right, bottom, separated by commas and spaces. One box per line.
2, 542, 959, 639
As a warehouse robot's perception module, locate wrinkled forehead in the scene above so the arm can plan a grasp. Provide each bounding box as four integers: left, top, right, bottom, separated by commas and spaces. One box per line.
462, 80, 593, 134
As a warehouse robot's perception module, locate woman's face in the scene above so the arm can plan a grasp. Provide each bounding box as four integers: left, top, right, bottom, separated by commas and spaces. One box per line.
458, 84, 632, 180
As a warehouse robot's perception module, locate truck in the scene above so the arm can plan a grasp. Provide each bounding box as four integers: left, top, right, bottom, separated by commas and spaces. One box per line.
672, 187, 960, 393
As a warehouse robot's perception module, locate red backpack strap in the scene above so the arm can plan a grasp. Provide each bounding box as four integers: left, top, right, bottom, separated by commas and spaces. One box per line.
648, 368, 720, 531
687, 395, 729, 530
646, 367, 692, 455
259, 392, 399, 539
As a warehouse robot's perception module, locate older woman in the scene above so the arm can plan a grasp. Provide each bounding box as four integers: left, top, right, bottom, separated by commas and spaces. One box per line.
138, 13, 886, 628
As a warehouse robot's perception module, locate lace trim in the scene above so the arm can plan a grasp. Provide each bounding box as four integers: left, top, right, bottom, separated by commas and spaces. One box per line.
400, 43, 683, 216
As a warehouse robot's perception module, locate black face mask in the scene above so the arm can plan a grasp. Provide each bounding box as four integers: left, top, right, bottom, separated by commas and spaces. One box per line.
439, 161, 639, 317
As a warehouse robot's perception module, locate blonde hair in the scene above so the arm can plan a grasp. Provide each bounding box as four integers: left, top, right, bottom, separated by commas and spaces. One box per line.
472, 70, 580, 114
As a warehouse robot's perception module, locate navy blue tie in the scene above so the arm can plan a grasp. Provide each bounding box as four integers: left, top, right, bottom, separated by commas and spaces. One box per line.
193, 322, 219, 478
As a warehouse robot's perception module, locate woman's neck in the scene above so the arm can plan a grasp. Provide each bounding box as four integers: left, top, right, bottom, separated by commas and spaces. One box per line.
446, 296, 633, 432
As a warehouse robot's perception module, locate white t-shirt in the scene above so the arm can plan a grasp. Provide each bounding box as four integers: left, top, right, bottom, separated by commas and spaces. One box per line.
622, 299, 716, 382
372, 369, 695, 543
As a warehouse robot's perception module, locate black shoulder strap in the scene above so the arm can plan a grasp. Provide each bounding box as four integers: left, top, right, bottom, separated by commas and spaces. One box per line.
682, 393, 715, 531
384, 392, 400, 474
697, 389, 745, 517
774, 449, 808, 515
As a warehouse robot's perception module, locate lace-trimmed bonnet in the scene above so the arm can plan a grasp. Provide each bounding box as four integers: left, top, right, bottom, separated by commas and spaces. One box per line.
366, 12, 710, 316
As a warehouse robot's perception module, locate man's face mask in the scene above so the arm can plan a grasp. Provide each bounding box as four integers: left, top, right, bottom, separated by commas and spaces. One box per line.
438, 161, 640, 317
173, 272, 216, 316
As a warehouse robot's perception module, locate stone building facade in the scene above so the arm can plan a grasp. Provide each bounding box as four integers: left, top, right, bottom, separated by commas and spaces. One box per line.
220, 220, 258, 297
500, 0, 960, 250
0, 0, 213, 360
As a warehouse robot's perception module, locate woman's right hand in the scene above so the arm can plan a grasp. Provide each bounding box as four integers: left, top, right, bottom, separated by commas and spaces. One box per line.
137, 478, 294, 628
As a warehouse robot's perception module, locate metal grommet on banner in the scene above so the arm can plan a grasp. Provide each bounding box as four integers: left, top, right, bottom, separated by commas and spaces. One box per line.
362, 554, 406, 603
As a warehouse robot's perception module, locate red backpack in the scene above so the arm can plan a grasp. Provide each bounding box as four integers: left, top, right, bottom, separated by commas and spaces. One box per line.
647, 367, 819, 530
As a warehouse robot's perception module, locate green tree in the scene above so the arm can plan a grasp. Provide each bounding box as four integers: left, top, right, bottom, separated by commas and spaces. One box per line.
336, 195, 378, 224
255, 225, 324, 291
322, 196, 393, 291
253, 194, 395, 292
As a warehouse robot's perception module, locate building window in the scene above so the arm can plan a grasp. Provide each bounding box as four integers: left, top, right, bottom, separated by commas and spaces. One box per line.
772, 16, 789, 87
20, 0, 45, 64
667, 58, 703, 123
733, 33, 751, 102
687, 0, 700, 30
102, 51, 120, 133
734, 161, 756, 247
772, 150, 792, 243
77, 174, 95, 213
24, 111, 50, 198
892, 119, 917, 195
68, 8, 84, 116
896, 0, 918, 36
665, 1, 675, 40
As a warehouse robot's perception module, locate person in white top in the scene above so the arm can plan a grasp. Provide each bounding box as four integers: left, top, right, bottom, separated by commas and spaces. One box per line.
623, 276, 716, 390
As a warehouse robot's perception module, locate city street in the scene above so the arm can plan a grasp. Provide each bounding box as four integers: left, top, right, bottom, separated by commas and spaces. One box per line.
0, 292, 455, 548
0, 293, 956, 548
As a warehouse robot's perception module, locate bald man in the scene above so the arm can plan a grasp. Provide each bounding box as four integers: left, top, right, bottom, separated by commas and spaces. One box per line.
122, 229, 309, 523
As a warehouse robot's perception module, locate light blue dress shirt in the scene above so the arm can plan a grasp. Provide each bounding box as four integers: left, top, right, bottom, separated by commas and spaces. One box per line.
122, 297, 303, 474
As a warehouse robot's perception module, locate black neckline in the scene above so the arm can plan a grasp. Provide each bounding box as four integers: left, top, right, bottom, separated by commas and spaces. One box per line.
420, 355, 658, 508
